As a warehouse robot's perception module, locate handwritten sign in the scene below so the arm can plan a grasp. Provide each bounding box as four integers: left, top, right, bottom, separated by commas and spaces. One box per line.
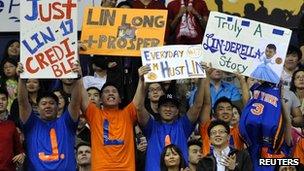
141, 45, 206, 82
20, 0, 78, 78
201, 12, 291, 84
81, 7, 167, 57
204, 0, 303, 28
0, 0, 19, 32
77, 0, 102, 30
0, 0, 99, 32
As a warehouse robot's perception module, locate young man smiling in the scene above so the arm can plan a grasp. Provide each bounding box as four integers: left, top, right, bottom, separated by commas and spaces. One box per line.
17, 62, 82, 170
80, 65, 147, 170
136, 65, 206, 171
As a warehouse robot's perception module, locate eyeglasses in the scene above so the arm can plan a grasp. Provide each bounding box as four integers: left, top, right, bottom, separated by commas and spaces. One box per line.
210, 129, 227, 136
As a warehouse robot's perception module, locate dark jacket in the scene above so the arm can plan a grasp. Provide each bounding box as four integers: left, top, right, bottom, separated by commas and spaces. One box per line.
197, 147, 253, 171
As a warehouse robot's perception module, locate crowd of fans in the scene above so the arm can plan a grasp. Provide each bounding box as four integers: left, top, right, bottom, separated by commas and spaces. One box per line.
1, 0, 304, 171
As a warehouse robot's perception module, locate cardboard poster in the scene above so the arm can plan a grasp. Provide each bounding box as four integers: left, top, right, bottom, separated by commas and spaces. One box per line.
20, 0, 78, 78
141, 45, 206, 82
201, 11, 292, 84
81, 7, 167, 57
0, 0, 100, 31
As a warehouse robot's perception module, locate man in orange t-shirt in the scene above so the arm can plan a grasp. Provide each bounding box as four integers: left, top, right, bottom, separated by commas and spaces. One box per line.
80, 78, 141, 170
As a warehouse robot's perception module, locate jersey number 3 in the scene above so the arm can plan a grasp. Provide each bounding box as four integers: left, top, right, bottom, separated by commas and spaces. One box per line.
250, 103, 264, 116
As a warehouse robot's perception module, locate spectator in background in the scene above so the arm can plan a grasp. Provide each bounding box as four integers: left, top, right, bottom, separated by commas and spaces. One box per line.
136, 65, 205, 171
0, 88, 25, 171
197, 120, 252, 171
17, 62, 82, 170
10, 79, 43, 128
51, 79, 77, 103
76, 142, 91, 171
167, 0, 209, 44
135, 125, 147, 171
0, 58, 19, 111
160, 144, 187, 171
209, 69, 242, 108
77, 115, 91, 144
53, 89, 69, 118
145, 82, 165, 120
293, 137, 304, 166
230, 105, 241, 127
298, 15, 304, 67
86, 87, 101, 108
281, 45, 302, 89
187, 140, 203, 171
101, 0, 117, 7
162, 80, 177, 95
290, 69, 304, 114
131, 0, 166, 9
3, 40, 20, 61
83, 57, 107, 91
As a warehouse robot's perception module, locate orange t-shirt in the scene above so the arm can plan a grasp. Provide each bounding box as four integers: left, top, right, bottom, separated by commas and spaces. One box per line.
293, 138, 304, 165
85, 102, 137, 170
200, 120, 244, 156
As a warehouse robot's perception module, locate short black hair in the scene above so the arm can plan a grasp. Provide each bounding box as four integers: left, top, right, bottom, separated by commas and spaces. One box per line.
100, 82, 121, 97
87, 86, 101, 94
91, 57, 107, 70
37, 92, 59, 105
0, 88, 8, 99
287, 45, 302, 61
76, 141, 91, 151
187, 139, 202, 148
266, 44, 277, 51
213, 97, 233, 112
207, 120, 230, 137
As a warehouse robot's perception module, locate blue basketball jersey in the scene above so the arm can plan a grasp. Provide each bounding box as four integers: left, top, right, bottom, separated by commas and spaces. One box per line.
239, 82, 285, 171
23, 109, 78, 171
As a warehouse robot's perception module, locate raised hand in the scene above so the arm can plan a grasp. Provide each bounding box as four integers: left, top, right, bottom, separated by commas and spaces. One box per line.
177, 6, 187, 18
200, 62, 213, 77
16, 62, 24, 76
71, 60, 82, 77
220, 154, 236, 170
138, 65, 151, 79
12, 153, 25, 165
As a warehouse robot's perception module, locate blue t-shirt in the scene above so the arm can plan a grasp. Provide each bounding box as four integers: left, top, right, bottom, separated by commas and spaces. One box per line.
23, 109, 78, 171
143, 115, 194, 171
210, 81, 241, 107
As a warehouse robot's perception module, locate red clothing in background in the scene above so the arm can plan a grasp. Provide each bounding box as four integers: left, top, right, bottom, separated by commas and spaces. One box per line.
0, 120, 24, 171
167, 0, 209, 44
131, 0, 166, 9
